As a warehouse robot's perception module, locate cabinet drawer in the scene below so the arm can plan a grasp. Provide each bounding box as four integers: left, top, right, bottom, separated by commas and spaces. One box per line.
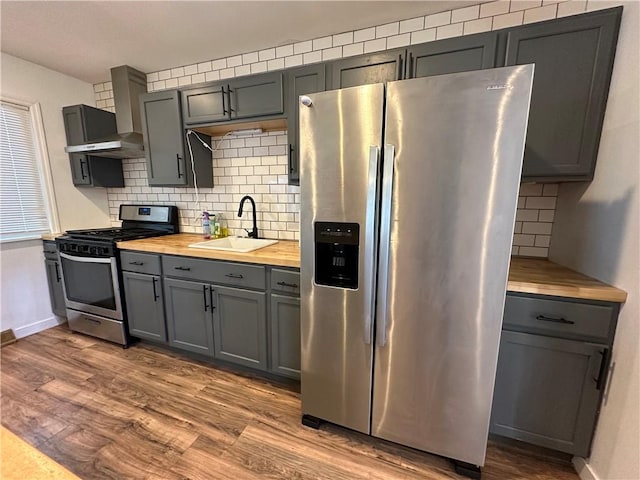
504, 294, 615, 342
271, 269, 300, 296
120, 252, 161, 275
162, 256, 265, 290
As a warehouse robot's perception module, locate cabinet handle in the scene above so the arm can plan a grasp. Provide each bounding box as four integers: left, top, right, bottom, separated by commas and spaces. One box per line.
225, 273, 243, 279
54, 263, 61, 282
408, 52, 414, 79
221, 86, 227, 116
176, 154, 183, 178
288, 144, 294, 174
594, 348, 610, 390
535, 314, 575, 325
80, 159, 87, 179
203, 285, 209, 312
129, 261, 144, 266
174, 266, 191, 271
396, 53, 404, 80
86, 318, 101, 325
152, 277, 159, 302
209, 287, 216, 312
227, 86, 234, 115
277, 281, 298, 289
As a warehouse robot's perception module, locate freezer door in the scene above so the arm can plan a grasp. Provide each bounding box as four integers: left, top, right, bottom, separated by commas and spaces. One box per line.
372, 65, 534, 465
299, 84, 384, 434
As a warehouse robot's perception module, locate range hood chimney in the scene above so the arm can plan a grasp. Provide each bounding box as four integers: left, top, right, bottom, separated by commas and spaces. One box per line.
65, 66, 147, 159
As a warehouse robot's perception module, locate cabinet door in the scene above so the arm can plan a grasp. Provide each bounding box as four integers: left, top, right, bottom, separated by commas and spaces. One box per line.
140, 90, 188, 186
270, 294, 300, 379
164, 278, 214, 356
69, 155, 92, 186
286, 64, 326, 185
505, 8, 621, 181
229, 72, 284, 119
490, 331, 607, 456
406, 32, 498, 79
212, 285, 267, 370
329, 49, 405, 89
123, 272, 167, 342
45, 259, 66, 316
182, 84, 229, 125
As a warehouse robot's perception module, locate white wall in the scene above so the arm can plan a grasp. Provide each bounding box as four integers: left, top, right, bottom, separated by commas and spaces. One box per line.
0, 54, 111, 337
548, 2, 639, 479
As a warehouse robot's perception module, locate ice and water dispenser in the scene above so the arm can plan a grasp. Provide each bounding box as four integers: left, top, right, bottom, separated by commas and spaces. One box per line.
314, 222, 359, 289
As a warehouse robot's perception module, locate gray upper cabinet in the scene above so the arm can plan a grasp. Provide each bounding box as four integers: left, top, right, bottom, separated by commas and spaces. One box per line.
212, 285, 267, 370
62, 105, 124, 187
43, 242, 66, 317
270, 293, 300, 379
406, 32, 498, 79
164, 277, 215, 356
286, 64, 326, 185
491, 330, 605, 456
504, 7, 622, 181
182, 72, 284, 126
140, 90, 213, 187
123, 271, 167, 343
328, 48, 406, 89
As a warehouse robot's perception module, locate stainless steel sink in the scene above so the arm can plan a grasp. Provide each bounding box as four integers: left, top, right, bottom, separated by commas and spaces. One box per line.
188, 237, 278, 253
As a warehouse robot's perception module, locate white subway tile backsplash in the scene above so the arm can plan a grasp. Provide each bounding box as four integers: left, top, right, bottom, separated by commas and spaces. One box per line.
387, 33, 411, 49
312, 36, 332, 50
171, 67, 185, 78
267, 58, 285, 71
250, 62, 268, 74
399, 16, 425, 33
184, 64, 198, 75
425, 10, 452, 28
276, 45, 294, 58
437, 23, 464, 39
492, 10, 525, 29
285, 55, 303, 68
557, 0, 587, 17
526, 196, 557, 209
524, 3, 558, 23
364, 38, 387, 53
153, 80, 166, 90
258, 48, 276, 61
220, 68, 235, 79
376, 22, 400, 38
452, 5, 481, 23
333, 31, 354, 46
178, 76, 191, 87
322, 46, 343, 61
227, 55, 243, 67
243, 52, 259, 64
480, 0, 511, 17
197, 61, 212, 73
294, 40, 312, 54
191, 73, 205, 84
343, 42, 365, 57
235, 64, 251, 76
411, 28, 437, 44
165, 78, 178, 88
511, 0, 543, 12
303, 50, 322, 64
354, 27, 376, 43
519, 246, 548, 257
211, 58, 227, 70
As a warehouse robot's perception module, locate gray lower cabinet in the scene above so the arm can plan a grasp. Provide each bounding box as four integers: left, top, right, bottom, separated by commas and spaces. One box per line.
491, 292, 619, 456
212, 285, 267, 370
139, 90, 213, 187
270, 294, 300, 379
164, 277, 215, 356
44, 255, 66, 317
122, 271, 166, 342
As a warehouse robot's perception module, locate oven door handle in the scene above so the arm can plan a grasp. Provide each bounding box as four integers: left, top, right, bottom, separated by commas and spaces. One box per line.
59, 252, 113, 264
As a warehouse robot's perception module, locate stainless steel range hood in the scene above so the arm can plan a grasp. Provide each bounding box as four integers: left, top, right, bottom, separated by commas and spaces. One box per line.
65, 66, 147, 159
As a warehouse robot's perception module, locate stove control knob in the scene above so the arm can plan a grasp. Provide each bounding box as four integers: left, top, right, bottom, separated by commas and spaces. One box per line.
90, 247, 97, 255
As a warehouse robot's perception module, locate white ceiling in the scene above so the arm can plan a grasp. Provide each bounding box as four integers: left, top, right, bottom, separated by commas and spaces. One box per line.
1, 1, 483, 84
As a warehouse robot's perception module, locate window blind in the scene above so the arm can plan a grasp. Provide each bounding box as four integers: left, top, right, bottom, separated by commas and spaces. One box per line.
0, 100, 50, 241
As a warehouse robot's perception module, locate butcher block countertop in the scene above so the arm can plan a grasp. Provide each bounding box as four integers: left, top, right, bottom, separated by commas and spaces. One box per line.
117, 233, 626, 303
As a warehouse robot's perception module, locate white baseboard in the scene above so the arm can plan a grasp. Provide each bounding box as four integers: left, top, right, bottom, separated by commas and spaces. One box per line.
573, 456, 599, 480
14, 315, 66, 339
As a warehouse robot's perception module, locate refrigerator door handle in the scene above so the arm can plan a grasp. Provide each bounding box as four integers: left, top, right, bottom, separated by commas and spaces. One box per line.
363, 145, 380, 345
376, 144, 395, 348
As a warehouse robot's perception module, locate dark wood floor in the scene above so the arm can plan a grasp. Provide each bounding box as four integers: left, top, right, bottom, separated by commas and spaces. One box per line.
1, 325, 579, 480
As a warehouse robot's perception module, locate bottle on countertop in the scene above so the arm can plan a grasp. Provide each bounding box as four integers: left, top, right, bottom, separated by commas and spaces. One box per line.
217, 213, 228, 238
202, 211, 211, 239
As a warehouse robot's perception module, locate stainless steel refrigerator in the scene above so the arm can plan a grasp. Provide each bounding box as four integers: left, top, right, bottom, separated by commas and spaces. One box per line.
298, 65, 534, 472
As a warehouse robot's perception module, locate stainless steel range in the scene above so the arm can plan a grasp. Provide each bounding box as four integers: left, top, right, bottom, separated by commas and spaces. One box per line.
56, 205, 178, 346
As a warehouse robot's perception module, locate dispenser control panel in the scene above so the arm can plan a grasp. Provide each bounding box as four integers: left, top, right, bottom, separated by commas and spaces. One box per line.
314, 222, 359, 289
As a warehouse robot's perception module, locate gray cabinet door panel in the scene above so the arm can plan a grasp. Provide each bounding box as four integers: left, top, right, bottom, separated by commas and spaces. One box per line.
490, 331, 605, 456
230, 72, 284, 119
406, 32, 498, 78
270, 294, 300, 379
164, 278, 214, 356
213, 286, 267, 370
286, 64, 326, 184
45, 259, 67, 317
330, 49, 405, 89
69, 155, 92, 186
182, 84, 229, 125
123, 272, 167, 342
140, 90, 188, 186
505, 8, 621, 180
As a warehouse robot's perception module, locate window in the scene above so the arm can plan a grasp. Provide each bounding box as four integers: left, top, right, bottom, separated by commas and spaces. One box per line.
0, 100, 52, 241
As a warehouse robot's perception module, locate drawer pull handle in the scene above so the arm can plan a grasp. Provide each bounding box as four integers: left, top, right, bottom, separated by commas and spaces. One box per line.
175, 266, 191, 271
535, 314, 574, 325
277, 281, 299, 289
225, 273, 244, 279
129, 261, 144, 266
86, 318, 101, 325
594, 348, 610, 391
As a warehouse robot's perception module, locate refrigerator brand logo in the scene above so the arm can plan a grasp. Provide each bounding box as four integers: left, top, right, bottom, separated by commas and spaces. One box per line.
487, 84, 513, 90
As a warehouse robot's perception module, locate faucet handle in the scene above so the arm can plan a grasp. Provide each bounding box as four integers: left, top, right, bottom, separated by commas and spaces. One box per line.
244, 228, 255, 238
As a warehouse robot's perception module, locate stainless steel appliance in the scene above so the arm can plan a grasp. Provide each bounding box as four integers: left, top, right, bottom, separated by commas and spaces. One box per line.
299, 66, 534, 477
56, 205, 178, 346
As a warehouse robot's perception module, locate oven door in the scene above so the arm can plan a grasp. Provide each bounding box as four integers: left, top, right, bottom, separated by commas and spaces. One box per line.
59, 252, 123, 320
